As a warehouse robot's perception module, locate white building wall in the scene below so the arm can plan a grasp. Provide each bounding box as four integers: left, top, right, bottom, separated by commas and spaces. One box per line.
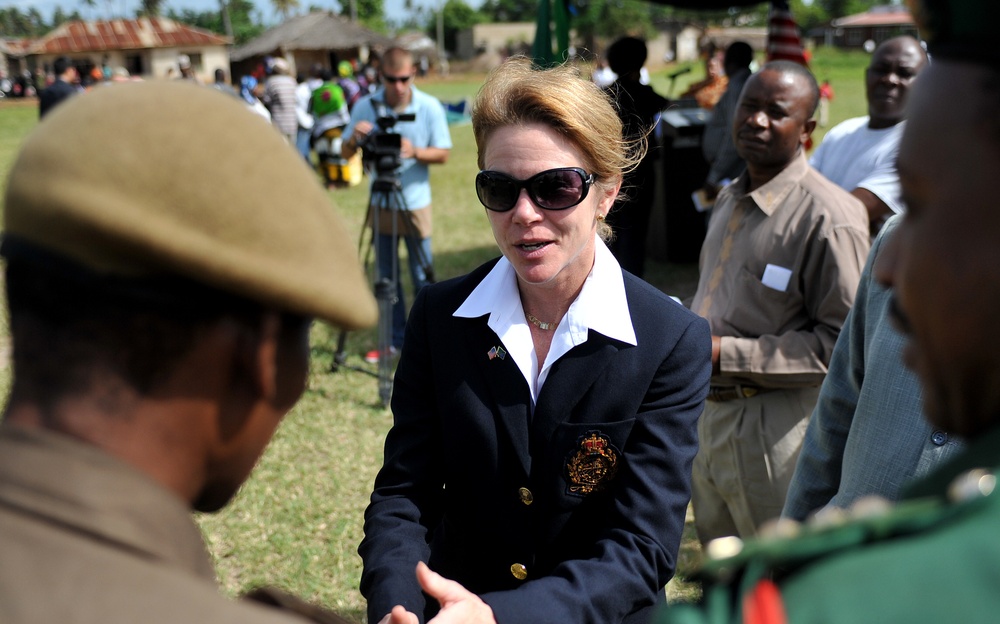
150, 46, 229, 81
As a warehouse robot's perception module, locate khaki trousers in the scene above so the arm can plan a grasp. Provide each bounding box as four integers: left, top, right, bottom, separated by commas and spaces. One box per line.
691, 386, 819, 545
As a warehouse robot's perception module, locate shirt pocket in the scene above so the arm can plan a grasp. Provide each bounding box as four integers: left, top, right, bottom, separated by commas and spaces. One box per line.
725, 265, 801, 337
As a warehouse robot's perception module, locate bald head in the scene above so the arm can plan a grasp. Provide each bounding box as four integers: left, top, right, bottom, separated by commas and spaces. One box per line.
866, 36, 928, 129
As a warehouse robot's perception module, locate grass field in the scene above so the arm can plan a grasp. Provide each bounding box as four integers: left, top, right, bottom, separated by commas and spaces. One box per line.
0, 46, 871, 622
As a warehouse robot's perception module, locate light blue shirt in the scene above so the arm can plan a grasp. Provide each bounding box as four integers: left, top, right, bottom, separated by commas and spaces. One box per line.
453, 238, 637, 407
343, 84, 452, 211
782, 214, 965, 521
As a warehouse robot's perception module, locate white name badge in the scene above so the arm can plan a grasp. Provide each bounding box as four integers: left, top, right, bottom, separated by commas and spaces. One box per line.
762, 264, 793, 292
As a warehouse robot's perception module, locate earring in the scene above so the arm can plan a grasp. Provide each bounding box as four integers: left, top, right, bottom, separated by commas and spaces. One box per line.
597, 213, 606, 222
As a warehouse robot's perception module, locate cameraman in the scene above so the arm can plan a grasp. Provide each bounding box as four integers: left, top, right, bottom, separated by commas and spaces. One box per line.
342, 47, 452, 363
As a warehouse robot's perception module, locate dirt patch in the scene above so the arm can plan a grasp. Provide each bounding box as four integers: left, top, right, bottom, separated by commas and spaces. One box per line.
0, 97, 39, 110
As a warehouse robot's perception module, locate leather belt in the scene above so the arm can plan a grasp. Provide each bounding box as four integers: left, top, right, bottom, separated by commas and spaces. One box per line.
706, 384, 772, 402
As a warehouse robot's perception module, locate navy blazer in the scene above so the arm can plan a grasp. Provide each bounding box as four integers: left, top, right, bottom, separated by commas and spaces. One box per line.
359, 259, 711, 624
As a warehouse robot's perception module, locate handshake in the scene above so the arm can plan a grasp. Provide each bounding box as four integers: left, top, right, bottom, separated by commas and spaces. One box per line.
378, 563, 495, 624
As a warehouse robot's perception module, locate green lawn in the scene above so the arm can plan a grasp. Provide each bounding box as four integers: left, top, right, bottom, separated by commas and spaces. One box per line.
0, 46, 871, 622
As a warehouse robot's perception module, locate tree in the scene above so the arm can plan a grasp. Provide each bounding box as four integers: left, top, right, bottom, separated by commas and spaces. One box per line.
0, 7, 45, 36
52, 6, 69, 26
479, 0, 537, 22
730, 4, 769, 26
790, 0, 831, 32
167, 0, 263, 45
336, 0, 384, 32
226, 0, 264, 43
271, 0, 301, 20
139, 0, 166, 16
393, 4, 427, 32
427, 0, 485, 53
818, 0, 880, 19
356, 0, 385, 31
573, 0, 663, 45
26, 7, 46, 32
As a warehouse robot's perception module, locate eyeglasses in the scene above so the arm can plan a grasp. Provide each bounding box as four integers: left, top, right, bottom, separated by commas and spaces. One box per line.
475, 167, 596, 212
383, 74, 412, 84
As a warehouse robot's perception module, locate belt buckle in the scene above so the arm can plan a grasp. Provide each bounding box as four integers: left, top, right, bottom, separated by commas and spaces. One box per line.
708, 386, 736, 402
740, 385, 759, 399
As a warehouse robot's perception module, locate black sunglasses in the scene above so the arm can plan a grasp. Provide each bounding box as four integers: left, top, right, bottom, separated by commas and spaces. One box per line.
475, 167, 597, 212
383, 74, 412, 84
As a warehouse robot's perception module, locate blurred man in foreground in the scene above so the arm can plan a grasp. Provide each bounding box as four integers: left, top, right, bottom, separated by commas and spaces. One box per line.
0, 81, 376, 623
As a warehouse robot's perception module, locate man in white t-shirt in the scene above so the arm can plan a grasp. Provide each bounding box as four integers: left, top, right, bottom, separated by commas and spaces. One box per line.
810, 36, 927, 235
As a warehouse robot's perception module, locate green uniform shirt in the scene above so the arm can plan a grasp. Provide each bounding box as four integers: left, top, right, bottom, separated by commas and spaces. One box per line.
658, 426, 1000, 624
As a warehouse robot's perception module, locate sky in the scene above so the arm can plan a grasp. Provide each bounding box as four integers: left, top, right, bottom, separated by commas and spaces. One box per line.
2, 0, 450, 28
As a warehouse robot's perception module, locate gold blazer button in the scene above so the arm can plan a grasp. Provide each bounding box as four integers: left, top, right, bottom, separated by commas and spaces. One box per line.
518, 487, 534, 505
510, 563, 528, 581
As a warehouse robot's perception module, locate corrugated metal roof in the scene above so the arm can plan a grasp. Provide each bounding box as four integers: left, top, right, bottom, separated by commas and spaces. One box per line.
832, 9, 914, 28
26, 17, 230, 55
230, 11, 393, 61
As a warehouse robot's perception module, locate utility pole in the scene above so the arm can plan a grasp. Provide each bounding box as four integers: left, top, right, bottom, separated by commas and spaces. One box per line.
436, 0, 444, 57
220, 0, 234, 39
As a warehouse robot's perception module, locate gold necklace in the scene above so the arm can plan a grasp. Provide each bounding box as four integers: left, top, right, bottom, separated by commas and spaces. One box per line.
526, 312, 556, 331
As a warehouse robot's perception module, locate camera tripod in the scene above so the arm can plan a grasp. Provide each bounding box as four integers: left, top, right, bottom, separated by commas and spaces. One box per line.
332, 172, 434, 406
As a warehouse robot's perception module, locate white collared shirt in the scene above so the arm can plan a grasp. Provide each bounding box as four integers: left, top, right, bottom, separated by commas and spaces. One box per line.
454, 237, 637, 408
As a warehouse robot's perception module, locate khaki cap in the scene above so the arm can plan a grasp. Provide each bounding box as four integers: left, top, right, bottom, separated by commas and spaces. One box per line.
3, 80, 376, 330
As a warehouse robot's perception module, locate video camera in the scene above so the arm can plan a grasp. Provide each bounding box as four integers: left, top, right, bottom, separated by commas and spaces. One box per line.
358, 110, 417, 180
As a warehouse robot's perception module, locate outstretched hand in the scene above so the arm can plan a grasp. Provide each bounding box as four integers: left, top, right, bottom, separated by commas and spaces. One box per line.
419, 562, 497, 624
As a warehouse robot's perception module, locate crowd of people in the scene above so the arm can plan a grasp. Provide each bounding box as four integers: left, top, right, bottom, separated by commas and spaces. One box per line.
32, 53, 226, 119
4, 0, 1000, 621
3, 57, 131, 102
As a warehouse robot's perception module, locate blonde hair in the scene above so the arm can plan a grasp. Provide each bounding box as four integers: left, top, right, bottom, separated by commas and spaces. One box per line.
471, 57, 645, 240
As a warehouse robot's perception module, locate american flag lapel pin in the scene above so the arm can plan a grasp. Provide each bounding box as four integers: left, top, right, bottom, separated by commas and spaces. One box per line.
488, 346, 506, 361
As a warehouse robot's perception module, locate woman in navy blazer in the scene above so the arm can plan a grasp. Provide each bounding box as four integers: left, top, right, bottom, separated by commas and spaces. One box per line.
359, 58, 712, 624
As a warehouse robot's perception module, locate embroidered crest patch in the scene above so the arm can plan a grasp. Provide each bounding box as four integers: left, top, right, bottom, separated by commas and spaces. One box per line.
565, 431, 620, 495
